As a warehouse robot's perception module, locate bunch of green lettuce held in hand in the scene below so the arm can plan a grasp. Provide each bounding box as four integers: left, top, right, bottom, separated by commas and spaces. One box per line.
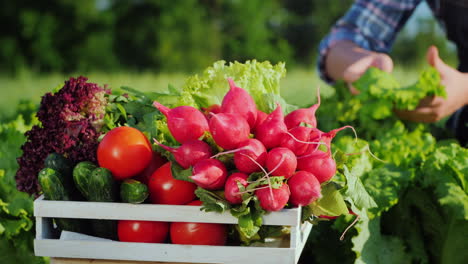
352, 67, 446, 121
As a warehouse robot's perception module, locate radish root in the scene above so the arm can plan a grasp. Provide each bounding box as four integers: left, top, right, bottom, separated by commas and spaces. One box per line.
340, 214, 360, 241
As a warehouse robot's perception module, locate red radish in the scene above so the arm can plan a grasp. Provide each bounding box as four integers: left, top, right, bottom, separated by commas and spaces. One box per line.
224, 173, 249, 204
288, 171, 322, 206
309, 127, 322, 141
202, 104, 221, 116
266, 147, 297, 179
297, 151, 336, 183
254, 110, 268, 132
280, 126, 316, 156
221, 78, 257, 128
255, 104, 287, 149
322, 125, 356, 149
299, 127, 324, 155
153, 139, 212, 169
303, 125, 356, 156
153, 101, 209, 143
209, 113, 250, 150
284, 87, 321, 129
233, 139, 267, 173
284, 105, 319, 129
190, 159, 227, 190
256, 183, 290, 211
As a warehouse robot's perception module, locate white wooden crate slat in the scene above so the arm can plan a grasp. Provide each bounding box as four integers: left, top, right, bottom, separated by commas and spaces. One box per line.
34, 195, 313, 264
35, 239, 296, 264
34, 195, 299, 225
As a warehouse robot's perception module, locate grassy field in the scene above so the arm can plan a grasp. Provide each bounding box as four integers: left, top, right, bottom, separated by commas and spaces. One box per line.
0, 66, 423, 119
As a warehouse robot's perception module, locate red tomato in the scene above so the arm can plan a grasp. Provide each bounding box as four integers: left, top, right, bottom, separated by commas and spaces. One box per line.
134, 151, 167, 185
98, 126, 152, 180
118, 220, 169, 243
170, 200, 228, 245
148, 162, 197, 205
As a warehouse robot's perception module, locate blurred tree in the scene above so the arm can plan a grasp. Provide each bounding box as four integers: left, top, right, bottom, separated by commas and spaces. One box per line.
112, 0, 221, 72
0, 0, 457, 74
0, 0, 112, 73
211, 0, 293, 65
281, 0, 354, 65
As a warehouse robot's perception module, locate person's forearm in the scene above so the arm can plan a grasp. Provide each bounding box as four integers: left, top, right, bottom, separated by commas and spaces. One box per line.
325, 40, 393, 82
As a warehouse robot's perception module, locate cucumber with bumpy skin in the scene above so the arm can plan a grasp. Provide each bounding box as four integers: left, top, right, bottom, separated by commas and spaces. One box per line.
88, 167, 118, 202
88, 167, 119, 240
38, 168, 85, 233
72, 161, 98, 200
44, 153, 73, 190
120, 179, 149, 204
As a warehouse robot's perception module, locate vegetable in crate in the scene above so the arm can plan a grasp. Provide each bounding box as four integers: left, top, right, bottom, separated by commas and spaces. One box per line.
224, 173, 249, 204
266, 147, 297, 179
44, 152, 83, 200
97, 126, 153, 180
153, 102, 209, 144
17, 76, 108, 195
233, 139, 267, 174
209, 113, 250, 150
170, 200, 228, 246
221, 78, 258, 128
90, 167, 119, 240
153, 139, 212, 169
74, 163, 118, 239
148, 162, 197, 205
134, 151, 167, 185
255, 104, 287, 149
255, 182, 290, 212
120, 179, 149, 204
44, 153, 73, 186
288, 171, 321, 206
38, 168, 86, 233
72, 161, 97, 200
190, 159, 228, 190
118, 220, 169, 243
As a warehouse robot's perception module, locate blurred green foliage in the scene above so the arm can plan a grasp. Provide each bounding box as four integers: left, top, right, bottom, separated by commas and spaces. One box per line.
1, 0, 452, 74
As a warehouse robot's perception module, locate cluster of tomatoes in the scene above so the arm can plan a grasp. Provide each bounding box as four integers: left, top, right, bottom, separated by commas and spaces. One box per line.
97, 126, 227, 245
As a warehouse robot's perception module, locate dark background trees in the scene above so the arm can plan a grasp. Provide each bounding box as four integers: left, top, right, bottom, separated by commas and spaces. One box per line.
0, 0, 454, 74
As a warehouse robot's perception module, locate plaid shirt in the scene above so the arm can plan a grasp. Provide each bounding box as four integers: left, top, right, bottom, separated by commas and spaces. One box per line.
317, 0, 426, 83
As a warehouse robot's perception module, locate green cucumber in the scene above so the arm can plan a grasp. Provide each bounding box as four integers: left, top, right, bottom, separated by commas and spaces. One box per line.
88, 167, 118, 202
72, 161, 98, 200
88, 167, 118, 240
44, 153, 73, 190
120, 179, 149, 204
38, 168, 85, 233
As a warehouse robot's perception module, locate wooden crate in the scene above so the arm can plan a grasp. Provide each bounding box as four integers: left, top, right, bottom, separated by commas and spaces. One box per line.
34, 195, 312, 264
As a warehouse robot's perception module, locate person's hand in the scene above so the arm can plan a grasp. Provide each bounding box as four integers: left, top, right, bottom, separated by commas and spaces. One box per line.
395, 46, 468, 123
325, 41, 394, 94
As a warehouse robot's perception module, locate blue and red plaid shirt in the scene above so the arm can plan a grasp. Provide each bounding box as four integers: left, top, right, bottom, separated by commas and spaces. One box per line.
318, 0, 428, 83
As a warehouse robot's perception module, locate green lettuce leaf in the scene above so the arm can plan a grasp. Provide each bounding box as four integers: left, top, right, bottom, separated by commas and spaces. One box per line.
0, 113, 45, 263
363, 165, 414, 218
194, 187, 231, 213
169, 60, 296, 113
309, 182, 349, 217
353, 67, 446, 119
421, 143, 468, 220
352, 217, 410, 264
342, 165, 377, 211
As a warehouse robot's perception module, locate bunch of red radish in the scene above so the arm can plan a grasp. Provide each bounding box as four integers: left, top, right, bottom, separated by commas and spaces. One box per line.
153, 78, 352, 212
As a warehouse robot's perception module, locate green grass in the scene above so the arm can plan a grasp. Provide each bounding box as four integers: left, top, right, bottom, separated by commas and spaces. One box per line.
0, 66, 423, 119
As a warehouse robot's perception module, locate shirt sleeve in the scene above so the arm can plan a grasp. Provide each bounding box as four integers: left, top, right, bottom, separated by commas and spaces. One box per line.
317, 0, 422, 83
